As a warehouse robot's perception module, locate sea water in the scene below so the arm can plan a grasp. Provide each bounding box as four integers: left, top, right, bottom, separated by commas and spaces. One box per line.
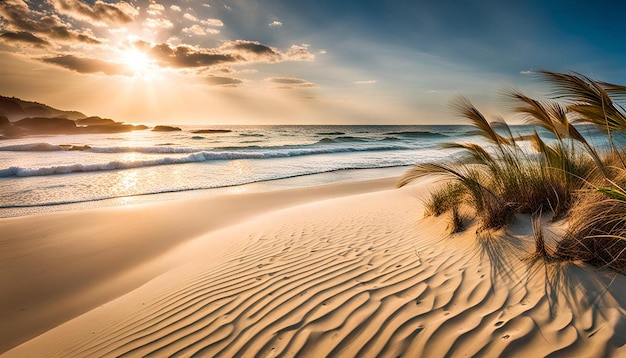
0, 124, 610, 217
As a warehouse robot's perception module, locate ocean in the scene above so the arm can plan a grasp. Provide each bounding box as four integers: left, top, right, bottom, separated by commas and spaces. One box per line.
0, 124, 610, 218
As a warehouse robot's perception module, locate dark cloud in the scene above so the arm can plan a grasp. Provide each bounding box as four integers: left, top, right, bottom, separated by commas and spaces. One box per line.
206, 75, 243, 86
41, 55, 130, 75
0, 31, 50, 47
148, 43, 239, 68
218, 40, 315, 63
50, 0, 137, 26
219, 40, 282, 62
0, 0, 101, 44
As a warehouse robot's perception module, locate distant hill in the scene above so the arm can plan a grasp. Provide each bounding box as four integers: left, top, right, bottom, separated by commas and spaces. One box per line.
0, 95, 150, 138
0, 96, 87, 121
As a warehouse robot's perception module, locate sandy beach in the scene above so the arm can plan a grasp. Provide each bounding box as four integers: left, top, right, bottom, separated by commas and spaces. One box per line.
1, 177, 624, 357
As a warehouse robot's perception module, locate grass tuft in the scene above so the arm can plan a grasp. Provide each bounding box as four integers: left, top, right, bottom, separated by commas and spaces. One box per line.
447, 205, 466, 234
528, 212, 554, 261
401, 70, 626, 274
424, 182, 466, 217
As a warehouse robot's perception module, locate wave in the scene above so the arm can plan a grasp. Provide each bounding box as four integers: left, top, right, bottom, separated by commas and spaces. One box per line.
385, 131, 447, 138
239, 133, 264, 137
0, 145, 410, 178
316, 131, 345, 135
0, 164, 412, 210
2, 136, 385, 154
316, 136, 370, 144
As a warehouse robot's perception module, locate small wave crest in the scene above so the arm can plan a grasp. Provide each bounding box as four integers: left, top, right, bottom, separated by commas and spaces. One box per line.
316, 136, 369, 144
385, 131, 447, 138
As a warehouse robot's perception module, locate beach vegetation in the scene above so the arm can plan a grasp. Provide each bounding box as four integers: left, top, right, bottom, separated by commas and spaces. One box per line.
400, 70, 626, 274
423, 181, 466, 217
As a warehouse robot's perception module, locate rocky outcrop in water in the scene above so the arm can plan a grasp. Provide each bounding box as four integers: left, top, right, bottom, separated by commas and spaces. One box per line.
191, 129, 232, 134
153, 125, 182, 132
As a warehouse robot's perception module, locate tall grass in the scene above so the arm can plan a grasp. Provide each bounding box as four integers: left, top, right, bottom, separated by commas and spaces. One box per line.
400, 70, 626, 274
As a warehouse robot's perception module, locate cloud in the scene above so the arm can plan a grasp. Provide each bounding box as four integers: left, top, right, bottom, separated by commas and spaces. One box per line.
0, 31, 50, 47
142, 39, 313, 68
285, 44, 315, 61
203, 19, 224, 27
170, 5, 181, 12
144, 18, 174, 29
206, 75, 243, 86
183, 13, 199, 22
147, 43, 239, 68
220, 40, 282, 62
0, 0, 102, 44
269, 21, 282, 27
266, 77, 317, 89
182, 24, 219, 36
520, 70, 533, 75
354, 80, 377, 84
183, 14, 223, 29
148, 3, 165, 11
182, 25, 206, 36
219, 41, 315, 63
50, 0, 138, 26
41, 55, 130, 75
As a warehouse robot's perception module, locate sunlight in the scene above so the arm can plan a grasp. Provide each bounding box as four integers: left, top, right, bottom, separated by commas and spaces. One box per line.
122, 49, 154, 78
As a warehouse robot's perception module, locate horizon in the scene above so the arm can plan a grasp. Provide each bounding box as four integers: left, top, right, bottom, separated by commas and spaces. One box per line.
2, 0, 626, 125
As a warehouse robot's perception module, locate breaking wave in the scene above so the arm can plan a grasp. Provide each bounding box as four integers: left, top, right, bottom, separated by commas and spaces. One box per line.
0, 145, 410, 178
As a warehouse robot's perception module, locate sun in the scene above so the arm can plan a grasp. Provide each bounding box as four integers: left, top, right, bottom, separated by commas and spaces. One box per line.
122, 49, 153, 77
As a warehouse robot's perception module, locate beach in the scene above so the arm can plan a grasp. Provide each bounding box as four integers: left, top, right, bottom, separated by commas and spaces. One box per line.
3, 0, 626, 356
2, 177, 624, 357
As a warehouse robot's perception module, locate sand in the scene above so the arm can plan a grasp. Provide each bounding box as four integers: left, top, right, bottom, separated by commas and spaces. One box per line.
1, 177, 625, 357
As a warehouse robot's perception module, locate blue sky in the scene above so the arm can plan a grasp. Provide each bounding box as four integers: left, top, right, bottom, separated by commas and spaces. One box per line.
1, 0, 625, 124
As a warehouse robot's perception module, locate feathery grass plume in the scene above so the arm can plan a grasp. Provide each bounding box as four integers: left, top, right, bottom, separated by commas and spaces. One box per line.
538, 70, 626, 133
450, 95, 512, 147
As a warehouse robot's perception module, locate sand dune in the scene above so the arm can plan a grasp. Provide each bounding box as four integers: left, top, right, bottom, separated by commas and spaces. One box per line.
2, 179, 625, 357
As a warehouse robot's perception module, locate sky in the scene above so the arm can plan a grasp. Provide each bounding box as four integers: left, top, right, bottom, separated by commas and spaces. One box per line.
1, 0, 626, 125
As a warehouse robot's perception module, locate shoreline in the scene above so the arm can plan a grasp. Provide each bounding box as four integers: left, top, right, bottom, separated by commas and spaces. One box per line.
0, 166, 410, 219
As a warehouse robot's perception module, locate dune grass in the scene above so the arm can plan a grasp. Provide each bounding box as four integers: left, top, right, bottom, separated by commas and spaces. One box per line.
400, 70, 626, 274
